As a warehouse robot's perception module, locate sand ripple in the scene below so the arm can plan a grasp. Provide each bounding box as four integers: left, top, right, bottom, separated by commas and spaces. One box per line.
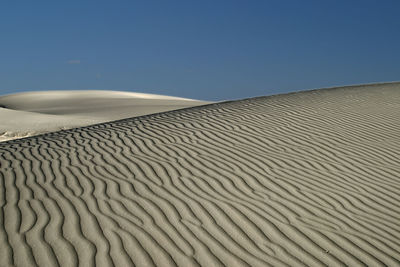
1, 83, 400, 266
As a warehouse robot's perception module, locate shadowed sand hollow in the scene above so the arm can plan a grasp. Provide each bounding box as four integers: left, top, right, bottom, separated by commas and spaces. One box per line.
1, 83, 400, 266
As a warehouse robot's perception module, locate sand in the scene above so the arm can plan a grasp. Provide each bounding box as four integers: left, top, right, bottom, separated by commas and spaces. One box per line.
1, 83, 400, 266
0, 90, 210, 142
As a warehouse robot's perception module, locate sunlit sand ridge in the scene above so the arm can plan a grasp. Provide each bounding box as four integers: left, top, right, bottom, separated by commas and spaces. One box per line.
1, 83, 400, 266
0, 90, 209, 142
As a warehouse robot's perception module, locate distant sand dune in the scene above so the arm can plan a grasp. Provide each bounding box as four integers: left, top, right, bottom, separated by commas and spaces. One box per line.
1, 83, 400, 266
0, 90, 209, 142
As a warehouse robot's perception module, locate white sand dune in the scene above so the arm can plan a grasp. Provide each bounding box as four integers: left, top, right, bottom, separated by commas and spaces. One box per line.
1, 83, 400, 266
0, 90, 210, 142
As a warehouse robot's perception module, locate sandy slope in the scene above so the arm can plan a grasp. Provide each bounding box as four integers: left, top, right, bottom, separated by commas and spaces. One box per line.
1, 83, 400, 266
0, 90, 209, 142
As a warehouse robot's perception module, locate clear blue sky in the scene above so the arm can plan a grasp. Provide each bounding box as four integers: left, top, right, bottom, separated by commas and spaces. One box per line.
1, 1, 399, 101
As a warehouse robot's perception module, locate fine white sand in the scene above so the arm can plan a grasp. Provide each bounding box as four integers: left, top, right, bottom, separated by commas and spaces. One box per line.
0, 90, 210, 142
1, 83, 400, 266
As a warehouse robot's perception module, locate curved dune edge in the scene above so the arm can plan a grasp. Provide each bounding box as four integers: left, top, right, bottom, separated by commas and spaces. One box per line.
1, 82, 400, 266
0, 90, 210, 142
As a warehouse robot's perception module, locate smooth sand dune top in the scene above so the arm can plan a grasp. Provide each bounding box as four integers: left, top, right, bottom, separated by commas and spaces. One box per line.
0, 90, 210, 142
1, 83, 400, 266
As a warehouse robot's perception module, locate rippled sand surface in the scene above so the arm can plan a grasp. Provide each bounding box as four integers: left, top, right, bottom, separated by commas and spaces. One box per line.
1, 83, 400, 266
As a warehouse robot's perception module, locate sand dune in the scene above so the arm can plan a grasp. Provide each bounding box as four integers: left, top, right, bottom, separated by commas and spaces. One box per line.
1, 83, 400, 266
0, 90, 209, 142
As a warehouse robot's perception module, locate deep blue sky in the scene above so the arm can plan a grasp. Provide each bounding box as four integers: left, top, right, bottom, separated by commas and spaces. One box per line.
1, 1, 399, 101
